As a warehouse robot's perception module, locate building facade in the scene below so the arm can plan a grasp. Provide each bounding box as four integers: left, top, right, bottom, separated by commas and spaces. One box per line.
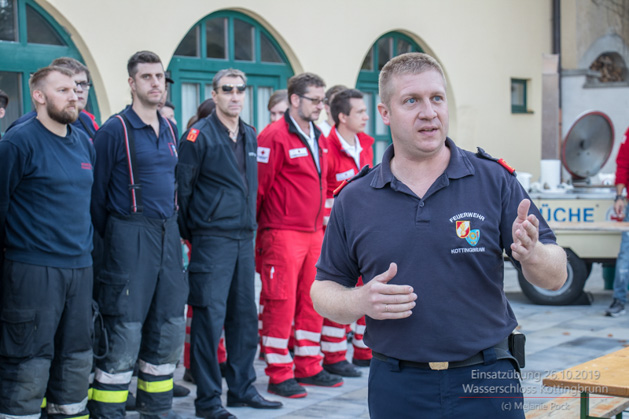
1, 0, 572, 176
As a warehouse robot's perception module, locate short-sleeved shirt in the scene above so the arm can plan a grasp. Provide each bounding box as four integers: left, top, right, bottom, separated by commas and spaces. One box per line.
316, 139, 556, 363
91, 107, 178, 236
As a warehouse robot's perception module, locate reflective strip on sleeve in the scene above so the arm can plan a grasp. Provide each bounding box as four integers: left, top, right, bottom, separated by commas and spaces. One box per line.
94, 368, 133, 385
353, 338, 368, 349
90, 389, 129, 404
0, 413, 41, 419
47, 397, 88, 415
88, 388, 93, 400
295, 329, 321, 342
262, 336, 289, 349
137, 378, 174, 394
321, 325, 347, 338
265, 352, 293, 364
41, 398, 47, 408
138, 359, 177, 376
294, 345, 322, 357
321, 340, 347, 353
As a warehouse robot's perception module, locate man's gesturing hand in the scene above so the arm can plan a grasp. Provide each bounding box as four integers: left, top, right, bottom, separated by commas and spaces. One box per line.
361, 263, 417, 320
511, 199, 540, 263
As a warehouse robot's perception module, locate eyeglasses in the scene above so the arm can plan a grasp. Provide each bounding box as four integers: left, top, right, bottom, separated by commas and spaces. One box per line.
219, 84, 247, 93
299, 95, 326, 105
75, 81, 92, 90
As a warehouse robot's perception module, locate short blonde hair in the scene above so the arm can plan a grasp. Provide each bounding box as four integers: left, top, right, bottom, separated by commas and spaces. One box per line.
29, 66, 74, 94
378, 52, 446, 106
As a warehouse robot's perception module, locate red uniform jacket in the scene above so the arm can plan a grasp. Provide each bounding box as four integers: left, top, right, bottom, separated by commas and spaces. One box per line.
324, 128, 374, 225
257, 112, 328, 232
615, 128, 629, 187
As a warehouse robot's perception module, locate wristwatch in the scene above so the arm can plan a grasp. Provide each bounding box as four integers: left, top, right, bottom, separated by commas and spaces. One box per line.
615, 194, 625, 201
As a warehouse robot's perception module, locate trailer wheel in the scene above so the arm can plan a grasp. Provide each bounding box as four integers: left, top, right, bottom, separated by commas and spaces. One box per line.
517, 248, 588, 305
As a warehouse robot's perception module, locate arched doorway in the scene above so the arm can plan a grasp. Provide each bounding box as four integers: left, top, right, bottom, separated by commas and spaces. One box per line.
356, 32, 423, 163
0, 0, 99, 133
168, 10, 294, 131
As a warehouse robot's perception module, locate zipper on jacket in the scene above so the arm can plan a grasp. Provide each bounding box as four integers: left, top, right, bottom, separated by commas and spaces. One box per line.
287, 116, 324, 232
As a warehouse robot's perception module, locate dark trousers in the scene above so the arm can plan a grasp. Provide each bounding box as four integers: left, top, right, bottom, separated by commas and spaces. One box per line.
90, 215, 187, 419
188, 235, 258, 411
0, 260, 93, 418
368, 353, 525, 419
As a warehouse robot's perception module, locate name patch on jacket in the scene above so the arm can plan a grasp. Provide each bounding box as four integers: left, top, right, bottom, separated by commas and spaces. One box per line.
257, 147, 271, 163
289, 147, 308, 159
335, 168, 355, 182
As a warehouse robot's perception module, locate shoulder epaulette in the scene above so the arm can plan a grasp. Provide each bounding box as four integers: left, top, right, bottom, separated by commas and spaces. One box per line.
333, 165, 371, 197
476, 147, 516, 176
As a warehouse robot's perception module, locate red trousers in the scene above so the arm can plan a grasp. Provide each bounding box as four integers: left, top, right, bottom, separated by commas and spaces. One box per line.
258, 229, 324, 384
184, 305, 226, 369
321, 316, 371, 364
321, 277, 372, 364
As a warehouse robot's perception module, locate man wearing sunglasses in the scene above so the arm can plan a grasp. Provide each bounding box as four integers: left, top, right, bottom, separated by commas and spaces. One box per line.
177, 68, 282, 419
256, 73, 343, 399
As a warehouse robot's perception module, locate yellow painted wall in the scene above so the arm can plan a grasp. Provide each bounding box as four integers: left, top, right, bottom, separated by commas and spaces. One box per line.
37, 0, 552, 177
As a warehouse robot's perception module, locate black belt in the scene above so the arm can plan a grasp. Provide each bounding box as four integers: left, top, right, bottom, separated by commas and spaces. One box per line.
372, 338, 511, 371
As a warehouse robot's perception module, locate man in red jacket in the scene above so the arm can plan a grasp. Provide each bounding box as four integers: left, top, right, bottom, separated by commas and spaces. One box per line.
256, 73, 343, 398
321, 89, 374, 378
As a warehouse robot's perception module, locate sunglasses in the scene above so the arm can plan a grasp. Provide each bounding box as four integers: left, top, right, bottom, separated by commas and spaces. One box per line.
219, 84, 247, 93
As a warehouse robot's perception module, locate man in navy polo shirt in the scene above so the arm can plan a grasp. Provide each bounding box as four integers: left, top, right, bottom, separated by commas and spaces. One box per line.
311, 52, 567, 418
89, 51, 186, 419
0, 66, 94, 418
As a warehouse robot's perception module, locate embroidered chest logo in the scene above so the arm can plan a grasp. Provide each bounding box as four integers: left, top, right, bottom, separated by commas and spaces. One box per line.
449, 212, 486, 254
81, 162, 92, 170
168, 142, 178, 158
335, 168, 355, 182
289, 147, 308, 159
257, 147, 270, 163
456, 220, 480, 246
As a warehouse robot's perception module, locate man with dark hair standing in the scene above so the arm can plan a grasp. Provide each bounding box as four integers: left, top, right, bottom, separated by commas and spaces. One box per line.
256, 72, 343, 399
89, 51, 186, 419
320, 88, 374, 378
318, 84, 347, 137
6, 57, 99, 139
312, 52, 567, 418
178, 68, 282, 419
0, 66, 95, 418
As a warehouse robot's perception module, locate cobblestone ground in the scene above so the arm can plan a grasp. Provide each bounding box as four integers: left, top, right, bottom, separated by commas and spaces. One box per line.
124, 264, 629, 418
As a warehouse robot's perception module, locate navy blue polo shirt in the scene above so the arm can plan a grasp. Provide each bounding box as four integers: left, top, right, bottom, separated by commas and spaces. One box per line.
316, 139, 556, 363
0, 118, 95, 268
91, 106, 178, 236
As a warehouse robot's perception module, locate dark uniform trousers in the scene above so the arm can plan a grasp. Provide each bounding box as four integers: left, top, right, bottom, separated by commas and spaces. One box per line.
90, 215, 187, 418
188, 234, 258, 412
0, 261, 93, 418
368, 350, 525, 419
